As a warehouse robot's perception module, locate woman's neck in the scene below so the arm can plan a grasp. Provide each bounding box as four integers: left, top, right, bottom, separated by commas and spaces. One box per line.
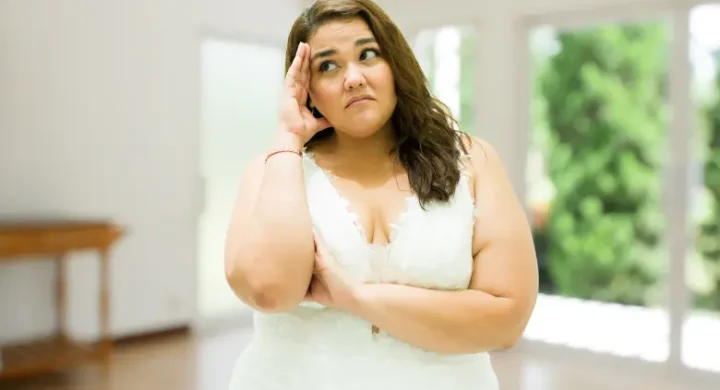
328, 124, 396, 166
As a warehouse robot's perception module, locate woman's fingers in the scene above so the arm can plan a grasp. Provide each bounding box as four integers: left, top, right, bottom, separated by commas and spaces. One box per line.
300, 43, 311, 88
314, 251, 327, 273
285, 43, 305, 88
313, 117, 332, 133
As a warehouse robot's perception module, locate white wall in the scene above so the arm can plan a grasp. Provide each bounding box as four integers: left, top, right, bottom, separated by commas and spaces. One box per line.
204, 0, 302, 46
0, 0, 202, 342
0, 0, 307, 343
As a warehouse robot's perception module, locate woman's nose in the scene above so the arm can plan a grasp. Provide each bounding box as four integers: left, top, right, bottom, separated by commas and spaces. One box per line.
344, 64, 365, 90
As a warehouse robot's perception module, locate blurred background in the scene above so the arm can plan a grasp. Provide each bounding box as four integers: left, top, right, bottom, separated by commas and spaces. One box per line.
1, 0, 719, 389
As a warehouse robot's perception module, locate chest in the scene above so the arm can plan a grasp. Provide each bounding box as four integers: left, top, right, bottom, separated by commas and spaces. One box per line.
304, 164, 476, 290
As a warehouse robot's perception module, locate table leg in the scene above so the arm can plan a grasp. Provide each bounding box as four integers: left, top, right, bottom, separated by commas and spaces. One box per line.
55, 254, 67, 339
99, 249, 112, 372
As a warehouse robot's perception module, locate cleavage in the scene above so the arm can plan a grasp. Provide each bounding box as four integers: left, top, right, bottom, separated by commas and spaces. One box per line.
330, 178, 413, 246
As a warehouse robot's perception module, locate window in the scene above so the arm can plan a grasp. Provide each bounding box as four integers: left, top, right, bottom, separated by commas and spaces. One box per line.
684, 3, 720, 373
524, 19, 672, 361
414, 26, 477, 134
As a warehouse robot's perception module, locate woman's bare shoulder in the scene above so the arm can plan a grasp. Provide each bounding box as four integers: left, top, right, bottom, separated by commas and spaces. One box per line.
460, 135, 496, 168
458, 135, 508, 193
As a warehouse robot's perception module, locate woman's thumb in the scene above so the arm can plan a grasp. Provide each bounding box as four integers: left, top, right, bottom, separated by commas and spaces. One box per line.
314, 117, 332, 133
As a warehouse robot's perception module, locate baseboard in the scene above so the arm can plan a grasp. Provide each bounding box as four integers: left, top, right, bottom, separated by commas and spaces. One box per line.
113, 325, 191, 345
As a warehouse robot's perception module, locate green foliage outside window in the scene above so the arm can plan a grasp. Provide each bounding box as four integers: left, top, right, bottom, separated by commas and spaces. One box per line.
537, 24, 669, 306
696, 52, 720, 311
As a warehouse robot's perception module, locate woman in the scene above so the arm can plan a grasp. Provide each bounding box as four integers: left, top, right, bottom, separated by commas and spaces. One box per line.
224, 0, 538, 388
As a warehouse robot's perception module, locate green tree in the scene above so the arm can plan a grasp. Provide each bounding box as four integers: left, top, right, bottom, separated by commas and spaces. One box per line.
696, 52, 720, 311
540, 23, 669, 306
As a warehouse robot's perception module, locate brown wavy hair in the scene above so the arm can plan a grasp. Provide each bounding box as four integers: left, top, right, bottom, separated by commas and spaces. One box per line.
284, 0, 470, 207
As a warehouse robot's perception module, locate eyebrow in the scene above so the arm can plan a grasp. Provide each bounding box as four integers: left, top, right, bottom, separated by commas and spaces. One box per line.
310, 37, 377, 64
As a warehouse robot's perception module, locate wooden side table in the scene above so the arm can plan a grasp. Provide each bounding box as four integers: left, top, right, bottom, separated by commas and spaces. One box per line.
0, 219, 124, 380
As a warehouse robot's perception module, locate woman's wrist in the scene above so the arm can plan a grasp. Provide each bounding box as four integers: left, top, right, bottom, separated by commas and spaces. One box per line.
342, 283, 374, 315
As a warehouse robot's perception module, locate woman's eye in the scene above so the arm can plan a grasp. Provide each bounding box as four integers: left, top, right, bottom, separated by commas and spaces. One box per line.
319, 62, 338, 72
318, 49, 379, 72
360, 48, 379, 61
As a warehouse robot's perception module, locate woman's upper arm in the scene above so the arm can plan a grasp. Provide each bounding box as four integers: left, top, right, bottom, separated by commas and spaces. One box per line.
465, 137, 539, 326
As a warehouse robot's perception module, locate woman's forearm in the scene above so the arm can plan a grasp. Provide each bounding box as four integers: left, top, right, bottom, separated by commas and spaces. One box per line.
348, 283, 526, 354
225, 132, 315, 312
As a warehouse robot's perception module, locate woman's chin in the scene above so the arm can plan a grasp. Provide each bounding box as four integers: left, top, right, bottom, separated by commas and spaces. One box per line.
337, 115, 391, 138
339, 125, 386, 139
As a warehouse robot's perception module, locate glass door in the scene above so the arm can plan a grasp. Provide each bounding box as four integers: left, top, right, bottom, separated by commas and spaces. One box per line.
198, 38, 285, 321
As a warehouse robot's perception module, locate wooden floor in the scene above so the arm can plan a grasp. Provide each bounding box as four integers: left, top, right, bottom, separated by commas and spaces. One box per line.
1, 326, 717, 390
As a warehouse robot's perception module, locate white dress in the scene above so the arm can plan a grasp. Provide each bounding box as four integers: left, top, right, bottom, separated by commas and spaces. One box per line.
228, 152, 500, 389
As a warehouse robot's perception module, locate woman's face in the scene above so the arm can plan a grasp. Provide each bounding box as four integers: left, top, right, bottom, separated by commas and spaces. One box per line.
307, 17, 397, 138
